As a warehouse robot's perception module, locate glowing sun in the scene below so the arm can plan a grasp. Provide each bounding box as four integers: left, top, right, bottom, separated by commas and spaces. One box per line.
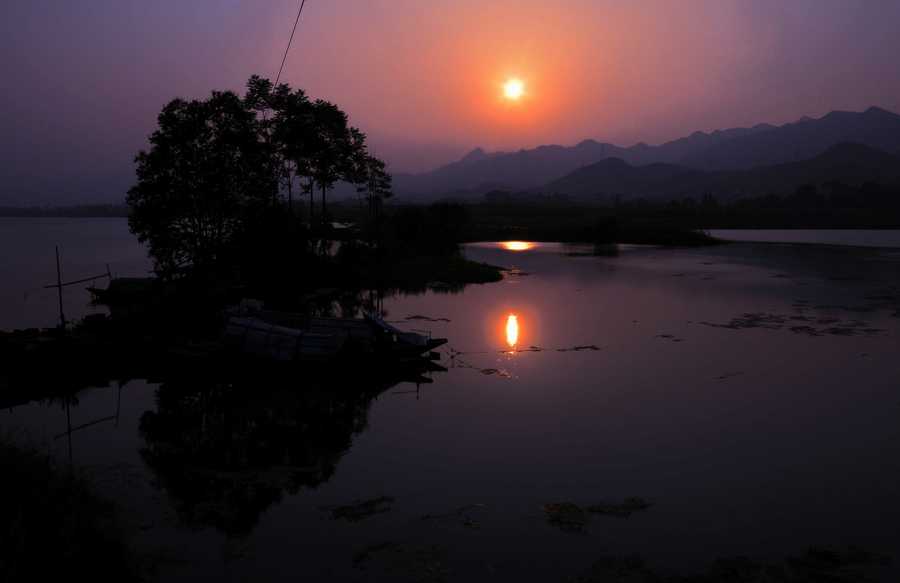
503, 78, 525, 101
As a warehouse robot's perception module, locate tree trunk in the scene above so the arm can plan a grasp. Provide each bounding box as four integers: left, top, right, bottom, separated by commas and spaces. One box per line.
287, 174, 293, 213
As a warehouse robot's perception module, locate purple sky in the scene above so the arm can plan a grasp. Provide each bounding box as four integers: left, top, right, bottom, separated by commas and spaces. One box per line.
2, 0, 899, 205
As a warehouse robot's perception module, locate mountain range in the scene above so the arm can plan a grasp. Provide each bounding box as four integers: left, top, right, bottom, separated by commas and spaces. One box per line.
545, 142, 900, 201
393, 107, 900, 201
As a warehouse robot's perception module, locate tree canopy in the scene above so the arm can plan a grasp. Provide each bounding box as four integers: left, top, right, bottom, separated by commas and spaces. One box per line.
128, 76, 391, 277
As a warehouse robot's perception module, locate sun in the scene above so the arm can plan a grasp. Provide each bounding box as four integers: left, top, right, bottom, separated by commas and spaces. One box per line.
503, 78, 525, 101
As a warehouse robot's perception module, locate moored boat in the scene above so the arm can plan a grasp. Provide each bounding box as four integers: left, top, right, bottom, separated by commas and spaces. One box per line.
224, 305, 447, 364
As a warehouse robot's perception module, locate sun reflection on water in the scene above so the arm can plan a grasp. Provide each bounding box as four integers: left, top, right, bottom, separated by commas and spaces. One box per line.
500, 241, 535, 251
505, 314, 519, 350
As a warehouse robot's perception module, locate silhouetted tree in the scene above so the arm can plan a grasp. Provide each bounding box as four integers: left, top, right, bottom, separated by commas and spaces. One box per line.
309, 99, 353, 226
388, 203, 469, 254
248, 76, 318, 215
352, 152, 393, 222
129, 76, 387, 276
128, 91, 275, 276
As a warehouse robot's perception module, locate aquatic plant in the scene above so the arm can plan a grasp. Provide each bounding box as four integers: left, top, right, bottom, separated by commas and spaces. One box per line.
322, 496, 395, 523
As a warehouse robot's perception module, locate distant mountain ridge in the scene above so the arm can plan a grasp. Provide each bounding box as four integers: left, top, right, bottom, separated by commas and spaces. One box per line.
545, 142, 900, 201
393, 107, 900, 199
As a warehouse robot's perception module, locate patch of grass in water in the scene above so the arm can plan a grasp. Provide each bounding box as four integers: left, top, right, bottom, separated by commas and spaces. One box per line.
544, 498, 653, 533
572, 546, 891, 582
321, 496, 395, 523
586, 497, 653, 517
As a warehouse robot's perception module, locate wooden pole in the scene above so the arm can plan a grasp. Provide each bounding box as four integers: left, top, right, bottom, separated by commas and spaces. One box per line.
55, 246, 66, 329
65, 397, 73, 464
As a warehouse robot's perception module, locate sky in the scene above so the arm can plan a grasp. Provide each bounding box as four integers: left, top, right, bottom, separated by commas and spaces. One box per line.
2, 0, 900, 205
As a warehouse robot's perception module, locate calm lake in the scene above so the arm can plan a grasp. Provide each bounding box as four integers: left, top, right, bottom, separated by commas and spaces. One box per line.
3, 219, 900, 581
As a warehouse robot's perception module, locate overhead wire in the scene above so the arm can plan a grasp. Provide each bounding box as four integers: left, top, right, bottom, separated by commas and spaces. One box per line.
274, 0, 308, 87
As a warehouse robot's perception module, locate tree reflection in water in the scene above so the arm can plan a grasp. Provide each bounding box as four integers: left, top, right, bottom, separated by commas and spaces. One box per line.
139, 364, 441, 536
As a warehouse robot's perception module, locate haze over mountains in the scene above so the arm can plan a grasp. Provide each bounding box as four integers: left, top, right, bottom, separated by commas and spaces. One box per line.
394, 107, 900, 201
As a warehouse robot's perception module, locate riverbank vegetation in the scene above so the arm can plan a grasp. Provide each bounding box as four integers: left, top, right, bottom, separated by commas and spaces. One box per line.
434, 179, 900, 237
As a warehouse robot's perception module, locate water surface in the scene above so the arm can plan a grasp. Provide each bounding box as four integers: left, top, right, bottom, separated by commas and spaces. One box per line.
710, 228, 900, 248
0, 218, 151, 329
2, 221, 900, 581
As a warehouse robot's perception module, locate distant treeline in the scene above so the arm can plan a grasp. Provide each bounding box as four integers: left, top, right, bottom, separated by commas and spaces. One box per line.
472, 180, 900, 231
5, 179, 898, 231
624, 180, 900, 229
0, 204, 128, 217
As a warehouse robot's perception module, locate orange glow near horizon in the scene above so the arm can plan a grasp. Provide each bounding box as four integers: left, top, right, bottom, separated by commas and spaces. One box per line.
253, 1, 812, 163
505, 314, 520, 350
501, 241, 535, 251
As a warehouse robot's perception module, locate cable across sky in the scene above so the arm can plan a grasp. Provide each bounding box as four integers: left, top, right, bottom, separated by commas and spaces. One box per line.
274, 0, 308, 86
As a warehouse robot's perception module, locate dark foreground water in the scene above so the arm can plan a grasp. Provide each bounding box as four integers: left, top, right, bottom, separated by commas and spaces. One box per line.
2, 220, 900, 581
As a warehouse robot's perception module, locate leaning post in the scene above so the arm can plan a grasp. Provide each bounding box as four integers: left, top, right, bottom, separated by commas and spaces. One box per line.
55, 246, 66, 330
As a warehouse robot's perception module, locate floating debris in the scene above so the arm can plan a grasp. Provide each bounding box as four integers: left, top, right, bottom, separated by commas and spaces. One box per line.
352, 541, 400, 569
656, 334, 685, 343
557, 345, 602, 352
544, 497, 653, 532
789, 325, 822, 336
351, 542, 449, 581
700, 312, 884, 337
447, 342, 606, 380
787, 546, 890, 574
405, 315, 451, 323
715, 372, 744, 381
574, 555, 654, 582
574, 547, 891, 583
421, 504, 487, 530
450, 344, 603, 357
542, 502, 590, 533
586, 497, 652, 517
321, 496, 394, 522
701, 313, 787, 330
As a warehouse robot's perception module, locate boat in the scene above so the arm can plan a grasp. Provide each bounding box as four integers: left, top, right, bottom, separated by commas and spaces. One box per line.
223, 305, 447, 364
